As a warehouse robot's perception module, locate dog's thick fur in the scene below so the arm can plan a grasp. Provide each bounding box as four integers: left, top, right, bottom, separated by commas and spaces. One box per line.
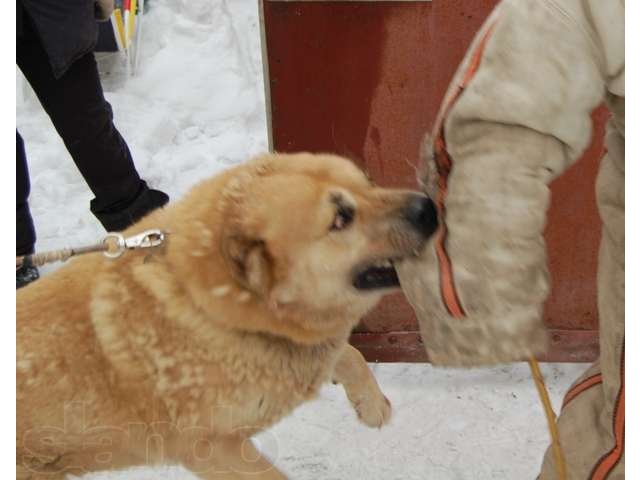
17, 153, 432, 479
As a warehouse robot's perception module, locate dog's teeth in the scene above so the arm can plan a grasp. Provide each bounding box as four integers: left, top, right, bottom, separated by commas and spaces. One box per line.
372, 259, 393, 269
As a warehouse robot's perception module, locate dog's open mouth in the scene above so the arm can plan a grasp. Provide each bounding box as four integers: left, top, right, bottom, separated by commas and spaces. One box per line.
352, 258, 401, 290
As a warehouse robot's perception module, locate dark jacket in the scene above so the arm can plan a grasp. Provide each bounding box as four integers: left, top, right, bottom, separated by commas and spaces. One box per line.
18, 0, 100, 79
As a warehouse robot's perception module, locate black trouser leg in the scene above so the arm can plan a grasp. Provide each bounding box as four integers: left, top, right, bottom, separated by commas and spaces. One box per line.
16, 131, 35, 256
16, 13, 143, 219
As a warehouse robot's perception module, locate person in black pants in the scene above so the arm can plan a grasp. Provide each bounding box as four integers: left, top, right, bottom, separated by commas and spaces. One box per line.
16, 0, 169, 288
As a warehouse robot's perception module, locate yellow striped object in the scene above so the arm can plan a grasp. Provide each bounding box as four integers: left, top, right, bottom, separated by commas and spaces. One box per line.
113, 8, 127, 49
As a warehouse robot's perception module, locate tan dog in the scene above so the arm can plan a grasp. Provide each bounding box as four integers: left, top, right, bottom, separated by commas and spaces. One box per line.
16, 153, 437, 479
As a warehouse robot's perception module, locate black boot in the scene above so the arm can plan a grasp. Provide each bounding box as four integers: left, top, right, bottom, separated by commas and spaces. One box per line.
91, 181, 169, 232
16, 261, 39, 289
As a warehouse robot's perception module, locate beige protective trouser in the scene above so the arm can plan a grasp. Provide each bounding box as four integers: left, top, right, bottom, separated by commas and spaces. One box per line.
396, 1, 625, 478
539, 102, 625, 480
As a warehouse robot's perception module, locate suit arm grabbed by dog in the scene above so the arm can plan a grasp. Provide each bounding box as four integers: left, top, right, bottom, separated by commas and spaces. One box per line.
397, 0, 624, 365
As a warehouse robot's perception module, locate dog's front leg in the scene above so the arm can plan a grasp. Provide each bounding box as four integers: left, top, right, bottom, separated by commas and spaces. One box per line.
332, 344, 391, 428
181, 435, 288, 480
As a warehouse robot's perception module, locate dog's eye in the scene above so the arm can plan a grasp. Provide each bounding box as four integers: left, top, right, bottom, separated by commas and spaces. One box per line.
330, 205, 355, 231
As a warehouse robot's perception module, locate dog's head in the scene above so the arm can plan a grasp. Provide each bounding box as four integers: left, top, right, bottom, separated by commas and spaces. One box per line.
217, 153, 438, 317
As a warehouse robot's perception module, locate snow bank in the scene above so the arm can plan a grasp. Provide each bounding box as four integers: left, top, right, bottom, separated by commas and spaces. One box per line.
17, 0, 267, 255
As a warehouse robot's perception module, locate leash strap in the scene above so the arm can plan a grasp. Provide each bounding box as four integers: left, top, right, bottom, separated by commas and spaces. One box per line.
16, 229, 165, 269
529, 356, 567, 480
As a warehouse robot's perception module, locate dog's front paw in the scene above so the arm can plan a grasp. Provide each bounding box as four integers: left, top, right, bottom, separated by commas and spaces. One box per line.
353, 391, 391, 428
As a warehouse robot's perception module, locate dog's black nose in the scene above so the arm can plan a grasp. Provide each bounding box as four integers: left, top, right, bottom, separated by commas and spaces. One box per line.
404, 194, 438, 238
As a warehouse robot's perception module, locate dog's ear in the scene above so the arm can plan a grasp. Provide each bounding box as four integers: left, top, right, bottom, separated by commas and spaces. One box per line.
221, 234, 273, 296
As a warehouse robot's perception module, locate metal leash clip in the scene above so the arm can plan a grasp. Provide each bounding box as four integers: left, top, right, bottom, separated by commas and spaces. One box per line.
102, 229, 166, 259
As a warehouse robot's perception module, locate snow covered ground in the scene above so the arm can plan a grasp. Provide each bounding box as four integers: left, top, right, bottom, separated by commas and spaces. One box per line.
16, 1, 588, 478
68, 363, 586, 480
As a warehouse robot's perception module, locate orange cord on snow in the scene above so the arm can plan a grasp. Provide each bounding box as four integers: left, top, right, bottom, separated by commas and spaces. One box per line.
528, 357, 567, 480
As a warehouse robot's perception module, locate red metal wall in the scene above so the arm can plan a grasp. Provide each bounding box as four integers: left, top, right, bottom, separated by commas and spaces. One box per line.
261, 0, 603, 362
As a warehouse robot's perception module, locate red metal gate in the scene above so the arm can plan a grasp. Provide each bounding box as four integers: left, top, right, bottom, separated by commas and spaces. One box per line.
260, 0, 604, 362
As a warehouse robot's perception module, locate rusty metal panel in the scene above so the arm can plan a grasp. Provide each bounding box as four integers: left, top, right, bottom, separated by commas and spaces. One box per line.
349, 329, 600, 363
261, 0, 603, 362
